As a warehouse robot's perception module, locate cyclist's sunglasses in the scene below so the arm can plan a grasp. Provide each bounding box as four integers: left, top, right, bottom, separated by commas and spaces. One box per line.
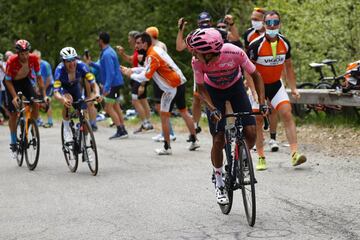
265, 19, 280, 26
64, 58, 76, 62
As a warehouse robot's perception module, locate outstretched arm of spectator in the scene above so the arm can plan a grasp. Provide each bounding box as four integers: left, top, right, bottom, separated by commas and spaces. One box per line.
176, 17, 188, 52
116, 45, 133, 64
225, 15, 240, 42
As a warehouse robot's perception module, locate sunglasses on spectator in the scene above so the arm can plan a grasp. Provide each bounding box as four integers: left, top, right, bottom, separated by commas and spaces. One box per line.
217, 25, 227, 29
265, 19, 280, 26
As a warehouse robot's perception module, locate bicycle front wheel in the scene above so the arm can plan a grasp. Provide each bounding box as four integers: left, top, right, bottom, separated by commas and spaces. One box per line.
25, 119, 40, 170
61, 122, 78, 172
237, 140, 256, 227
16, 119, 25, 166
218, 139, 234, 214
82, 120, 98, 176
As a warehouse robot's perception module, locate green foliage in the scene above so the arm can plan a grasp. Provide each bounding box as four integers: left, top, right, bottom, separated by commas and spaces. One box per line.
1, 0, 359, 107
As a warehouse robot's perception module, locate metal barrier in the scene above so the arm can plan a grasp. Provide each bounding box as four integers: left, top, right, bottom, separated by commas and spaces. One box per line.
286, 89, 360, 107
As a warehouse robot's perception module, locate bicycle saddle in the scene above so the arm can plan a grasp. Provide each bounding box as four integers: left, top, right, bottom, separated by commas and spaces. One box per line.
322, 59, 337, 65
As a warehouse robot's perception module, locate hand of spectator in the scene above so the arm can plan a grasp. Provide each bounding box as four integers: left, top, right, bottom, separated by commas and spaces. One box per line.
138, 85, 145, 96
116, 45, 125, 55
224, 15, 234, 25
83, 55, 91, 64
120, 66, 132, 77
178, 17, 187, 31
291, 88, 301, 100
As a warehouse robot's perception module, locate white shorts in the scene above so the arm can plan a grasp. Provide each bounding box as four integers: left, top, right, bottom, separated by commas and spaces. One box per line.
251, 80, 290, 110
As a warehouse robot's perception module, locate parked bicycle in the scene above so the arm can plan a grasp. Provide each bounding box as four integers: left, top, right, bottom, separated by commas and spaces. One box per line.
15, 92, 46, 170
61, 98, 99, 176
213, 111, 261, 227
293, 59, 347, 117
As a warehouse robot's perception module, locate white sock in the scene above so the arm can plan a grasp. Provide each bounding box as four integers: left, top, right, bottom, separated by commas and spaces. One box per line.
214, 167, 224, 187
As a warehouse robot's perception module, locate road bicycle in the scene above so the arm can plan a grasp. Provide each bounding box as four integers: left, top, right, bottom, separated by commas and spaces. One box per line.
61, 98, 99, 176
213, 111, 261, 227
15, 92, 45, 170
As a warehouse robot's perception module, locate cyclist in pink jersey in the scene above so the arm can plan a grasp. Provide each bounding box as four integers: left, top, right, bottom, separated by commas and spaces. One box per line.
187, 28, 266, 205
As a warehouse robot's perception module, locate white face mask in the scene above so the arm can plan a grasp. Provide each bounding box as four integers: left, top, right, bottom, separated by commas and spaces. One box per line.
266, 29, 279, 38
251, 20, 263, 30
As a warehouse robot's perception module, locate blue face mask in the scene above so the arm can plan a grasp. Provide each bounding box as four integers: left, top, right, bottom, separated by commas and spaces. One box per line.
266, 29, 279, 38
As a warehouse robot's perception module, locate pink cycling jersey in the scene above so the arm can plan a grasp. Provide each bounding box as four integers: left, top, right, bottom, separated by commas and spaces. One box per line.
192, 43, 256, 89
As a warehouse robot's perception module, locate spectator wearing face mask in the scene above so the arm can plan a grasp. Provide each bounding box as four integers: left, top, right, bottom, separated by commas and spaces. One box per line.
243, 7, 266, 50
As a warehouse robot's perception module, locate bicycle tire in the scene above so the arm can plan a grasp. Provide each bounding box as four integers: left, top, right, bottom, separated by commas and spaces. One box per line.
15, 119, 25, 167
292, 82, 316, 117
237, 140, 256, 227
218, 141, 234, 214
82, 120, 98, 176
315, 82, 341, 115
61, 122, 78, 172
24, 118, 40, 171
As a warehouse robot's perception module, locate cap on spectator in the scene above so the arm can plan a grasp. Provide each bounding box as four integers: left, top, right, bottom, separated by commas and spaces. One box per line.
99, 31, 110, 44
146, 27, 159, 39
198, 11, 212, 22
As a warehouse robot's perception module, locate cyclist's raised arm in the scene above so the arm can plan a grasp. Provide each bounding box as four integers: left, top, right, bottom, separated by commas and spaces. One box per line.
176, 17, 188, 52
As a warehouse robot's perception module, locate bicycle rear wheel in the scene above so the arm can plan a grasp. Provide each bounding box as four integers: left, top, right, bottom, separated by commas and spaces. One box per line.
61, 122, 78, 172
25, 119, 40, 170
237, 140, 256, 227
218, 141, 234, 214
15, 119, 25, 166
82, 120, 98, 176
292, 82, 316, 117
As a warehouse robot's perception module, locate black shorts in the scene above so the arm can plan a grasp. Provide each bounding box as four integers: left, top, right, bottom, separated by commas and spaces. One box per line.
106, 85, 122, 99
153, 81, 163, 104
169, 83, 186, 112
5, 78, 37, 112
131, 80, 147, 100
205, 80, 255, 135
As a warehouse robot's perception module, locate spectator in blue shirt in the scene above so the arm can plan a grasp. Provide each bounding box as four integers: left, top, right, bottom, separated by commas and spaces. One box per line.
34, 50, 54, 128
97, 32, 128, 139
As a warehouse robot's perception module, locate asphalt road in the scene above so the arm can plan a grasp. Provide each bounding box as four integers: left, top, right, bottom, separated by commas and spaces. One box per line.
0, 124, 359, 240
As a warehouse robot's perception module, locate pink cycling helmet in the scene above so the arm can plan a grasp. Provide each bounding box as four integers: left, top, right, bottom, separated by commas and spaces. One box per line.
185, 28, 223, 54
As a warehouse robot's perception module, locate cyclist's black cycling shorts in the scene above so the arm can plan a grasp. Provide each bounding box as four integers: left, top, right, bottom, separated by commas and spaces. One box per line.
5, 77, 36, 112
205, 80, 255, 135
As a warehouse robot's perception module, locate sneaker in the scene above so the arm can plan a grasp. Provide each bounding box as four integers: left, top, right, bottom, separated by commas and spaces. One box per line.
143, 123, 154, 131
63, 126, 73, 143
215, 186, 229, 205
36, 118, 44, 127
91, 124, 98, 132
109, 130, 128, 140
188, 141, 200, 151
152, 134, 176, 142
152, 133, 162, 142
43, 123, 53, 128
155, 147, 172, 155
291, 152, 307, 166
10, 144, 17, 160
133, 125, 143, 134
256, 156, 267, 171
195, 125, 202, 134
269, 139, 279, 152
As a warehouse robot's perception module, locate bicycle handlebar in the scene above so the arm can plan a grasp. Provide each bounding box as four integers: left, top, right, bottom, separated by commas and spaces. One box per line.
223, 111, 263, 119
